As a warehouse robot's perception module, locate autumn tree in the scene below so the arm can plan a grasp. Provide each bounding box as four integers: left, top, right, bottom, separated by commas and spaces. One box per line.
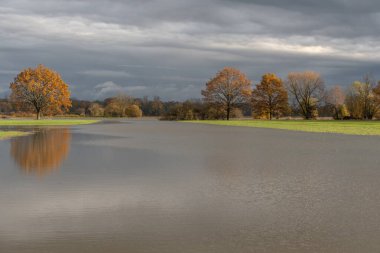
286, 71, 325, 119
326, 85, 347, 119
151, 96, 164, 116
202, 67, 252, 120
70, 99, 91, 116
345, 82, 364, 119
9, 64, 72, 119
104, 94, 143, 117
362, 75, 380, 119
372, 81, 380, 118
104, 94, 132, 117
125, 104, 143, 117
252, 73, 288, 119
0, 99, 12, 115
345, 76, 380, 119
205, 104, 226, 119
88, 103, 105, 117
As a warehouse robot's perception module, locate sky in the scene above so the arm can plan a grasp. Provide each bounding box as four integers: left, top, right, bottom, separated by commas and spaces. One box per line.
1, 0, 380, 101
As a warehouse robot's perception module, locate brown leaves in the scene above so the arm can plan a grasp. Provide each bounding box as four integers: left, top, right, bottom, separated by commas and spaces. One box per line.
104, 94, 143, 117
9, 64, 72, 119
345, 76, 380, 119
202, 67, 252, 120
252, 73, 288, 119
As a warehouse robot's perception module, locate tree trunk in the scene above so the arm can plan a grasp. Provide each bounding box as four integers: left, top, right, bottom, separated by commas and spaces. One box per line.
334, 107, 339, 120
226, 105, 230, 120
305, 106, 312, 120
36, 108, 41, 120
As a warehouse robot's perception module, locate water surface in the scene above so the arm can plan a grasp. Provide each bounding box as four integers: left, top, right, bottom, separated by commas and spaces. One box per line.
0, 120, 380, 252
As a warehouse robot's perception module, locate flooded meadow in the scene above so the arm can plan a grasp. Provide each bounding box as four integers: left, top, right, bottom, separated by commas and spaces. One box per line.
0, 120, 380, 252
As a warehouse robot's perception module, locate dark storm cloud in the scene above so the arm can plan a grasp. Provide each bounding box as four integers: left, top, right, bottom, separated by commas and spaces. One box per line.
0, 0, 380, 100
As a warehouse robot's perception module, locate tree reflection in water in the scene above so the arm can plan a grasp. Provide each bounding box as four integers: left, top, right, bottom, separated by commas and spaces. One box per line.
10, 128, 71, 175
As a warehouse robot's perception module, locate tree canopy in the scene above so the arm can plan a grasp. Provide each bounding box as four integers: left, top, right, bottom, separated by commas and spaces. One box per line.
9, 64, 72, 119
326, 85, 347, 119
345, 76, 380, 120
252, 73, 288, 119
202, 67, 252, 120
286, 71, 324, 119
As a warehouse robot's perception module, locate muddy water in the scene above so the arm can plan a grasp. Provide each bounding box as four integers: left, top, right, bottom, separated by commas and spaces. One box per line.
0, 120, 380, 253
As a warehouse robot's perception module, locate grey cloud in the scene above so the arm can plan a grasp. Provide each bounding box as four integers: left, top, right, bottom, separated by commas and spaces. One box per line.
92, 81, 146, 99
0, 0, 380, 100
79, 70, 132, 78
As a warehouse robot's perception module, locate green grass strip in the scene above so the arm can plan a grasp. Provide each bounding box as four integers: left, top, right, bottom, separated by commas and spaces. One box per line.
0, 119, 99, 126
186, 120, 380, 136
0, 131, 29, 140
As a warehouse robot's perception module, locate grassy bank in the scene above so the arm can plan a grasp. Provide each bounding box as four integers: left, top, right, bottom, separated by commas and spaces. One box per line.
0, 120, 99, 139
0, 131, 29, 140
0, 119, 100, 126
186, 120, 380, 136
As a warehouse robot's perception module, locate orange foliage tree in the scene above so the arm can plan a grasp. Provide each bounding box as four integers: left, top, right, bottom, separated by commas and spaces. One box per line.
252, 73, 289, 119
125, 104, 143, 117
10, 64, 72, 119
202, 67, 252, 120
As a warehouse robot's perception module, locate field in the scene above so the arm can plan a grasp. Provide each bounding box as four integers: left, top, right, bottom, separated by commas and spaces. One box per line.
0, 131, 29, 140
2, 120, 380, 252
0, 119, 100, 140
187, 120, 380, 136
0, 119, 100, 126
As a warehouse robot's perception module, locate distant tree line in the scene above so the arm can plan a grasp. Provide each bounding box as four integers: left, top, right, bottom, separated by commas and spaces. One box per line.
200, 67, 380, 120
2, 65, 380, 120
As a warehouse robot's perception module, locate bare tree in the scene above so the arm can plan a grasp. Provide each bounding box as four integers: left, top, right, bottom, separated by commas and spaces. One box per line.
326, 85, 346, 119
286, 71, 325, 119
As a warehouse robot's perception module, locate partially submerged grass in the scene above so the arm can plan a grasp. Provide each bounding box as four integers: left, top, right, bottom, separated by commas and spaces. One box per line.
0, 119, 100, 126
0, 131, 29, 140
0, 119, 99, 140
186, 120, 380, 136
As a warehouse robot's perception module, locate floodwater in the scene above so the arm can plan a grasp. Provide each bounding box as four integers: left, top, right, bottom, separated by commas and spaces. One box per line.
1, 120, 380, 253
